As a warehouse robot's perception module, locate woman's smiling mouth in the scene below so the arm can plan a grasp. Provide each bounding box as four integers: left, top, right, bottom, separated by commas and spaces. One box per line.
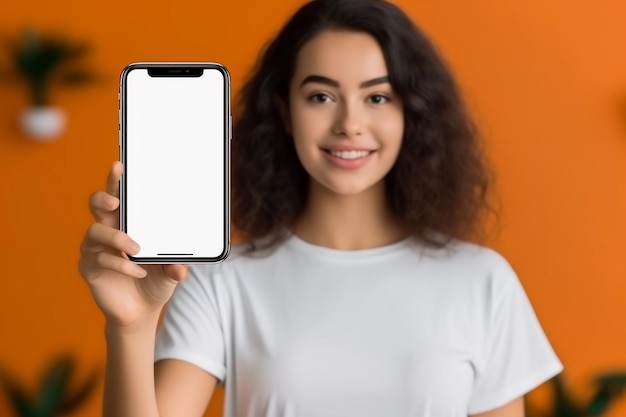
325, 149, 374, 160
321, 147, 376, 168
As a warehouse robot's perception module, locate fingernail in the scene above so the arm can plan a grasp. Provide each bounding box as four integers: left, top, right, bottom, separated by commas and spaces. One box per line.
105, 196, 116, 208
135, 266, 147, 277
129, 242, 140, 254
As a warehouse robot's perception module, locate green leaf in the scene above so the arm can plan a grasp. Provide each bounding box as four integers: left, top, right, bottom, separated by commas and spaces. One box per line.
57, 367, 99, 415
585, 372, 626, 416
550, 374, 583, 417
35, 355, 74, 415
2, 27, 95, 105
586, 387, 613, 416
595, 372, 626, 388
0, 365, 37, 417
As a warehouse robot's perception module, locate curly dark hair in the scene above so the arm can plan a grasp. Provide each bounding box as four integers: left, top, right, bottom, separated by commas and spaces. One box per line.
232, 0, 497, 248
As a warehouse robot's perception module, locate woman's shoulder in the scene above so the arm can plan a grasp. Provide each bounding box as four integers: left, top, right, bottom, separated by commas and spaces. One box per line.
419, 233, 518, 282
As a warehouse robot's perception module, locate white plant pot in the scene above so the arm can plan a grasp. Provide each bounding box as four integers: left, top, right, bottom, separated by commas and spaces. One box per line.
20, 107, 66, 141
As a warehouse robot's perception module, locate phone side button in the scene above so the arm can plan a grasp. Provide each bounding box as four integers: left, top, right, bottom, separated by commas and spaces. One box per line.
229, 115, 232, 140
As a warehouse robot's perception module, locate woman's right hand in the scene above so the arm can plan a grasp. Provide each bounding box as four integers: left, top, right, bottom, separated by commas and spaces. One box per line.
78, 161, 189, 328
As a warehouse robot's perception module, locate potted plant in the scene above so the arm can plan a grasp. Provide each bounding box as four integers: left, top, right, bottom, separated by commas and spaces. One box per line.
0, 354, 99, 417
526, 371, 626, 417
1, 27, 97, 141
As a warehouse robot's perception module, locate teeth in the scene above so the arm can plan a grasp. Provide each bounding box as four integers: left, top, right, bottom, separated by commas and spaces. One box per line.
329, 150, 371, 160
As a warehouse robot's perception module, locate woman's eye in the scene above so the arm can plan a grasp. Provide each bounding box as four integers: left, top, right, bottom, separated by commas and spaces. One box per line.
368, 94, 390, 104
309, 93, 332, 103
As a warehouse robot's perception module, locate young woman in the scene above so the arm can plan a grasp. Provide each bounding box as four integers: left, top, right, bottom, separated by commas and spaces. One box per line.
78, 0, 563, 416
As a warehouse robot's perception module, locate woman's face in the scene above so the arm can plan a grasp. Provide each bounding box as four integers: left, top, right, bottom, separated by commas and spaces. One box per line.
286, 30, 404, 196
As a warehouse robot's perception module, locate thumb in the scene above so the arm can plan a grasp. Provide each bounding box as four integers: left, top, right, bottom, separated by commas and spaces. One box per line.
163, 265, 189, 282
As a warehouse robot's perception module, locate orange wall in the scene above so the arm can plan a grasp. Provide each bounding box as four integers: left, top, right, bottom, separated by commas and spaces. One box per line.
1, 0, 626, 416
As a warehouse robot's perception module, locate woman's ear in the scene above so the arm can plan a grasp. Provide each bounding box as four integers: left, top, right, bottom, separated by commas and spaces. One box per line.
274, 95, 292, 135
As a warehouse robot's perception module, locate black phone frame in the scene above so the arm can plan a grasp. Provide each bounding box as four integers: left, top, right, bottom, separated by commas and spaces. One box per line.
119, 62, 231, 264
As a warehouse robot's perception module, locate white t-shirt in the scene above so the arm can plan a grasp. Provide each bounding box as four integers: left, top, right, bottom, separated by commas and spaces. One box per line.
154, 233, 563, 417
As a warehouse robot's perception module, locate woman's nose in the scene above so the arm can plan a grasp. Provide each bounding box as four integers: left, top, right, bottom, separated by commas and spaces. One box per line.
332, 100, 364, 137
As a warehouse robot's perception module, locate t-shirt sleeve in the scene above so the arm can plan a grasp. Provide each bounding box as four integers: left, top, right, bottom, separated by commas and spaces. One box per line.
154, 264, 227, 383
467, 252, 563, 415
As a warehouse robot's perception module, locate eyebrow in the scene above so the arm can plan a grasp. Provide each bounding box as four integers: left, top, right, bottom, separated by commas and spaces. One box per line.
299, 75, 390, 89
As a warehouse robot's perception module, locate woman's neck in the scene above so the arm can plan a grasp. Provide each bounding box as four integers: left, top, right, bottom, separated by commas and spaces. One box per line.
290, 180, 409, 250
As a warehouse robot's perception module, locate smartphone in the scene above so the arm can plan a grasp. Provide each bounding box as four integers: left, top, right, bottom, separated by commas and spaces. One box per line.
119, 62, 230, 264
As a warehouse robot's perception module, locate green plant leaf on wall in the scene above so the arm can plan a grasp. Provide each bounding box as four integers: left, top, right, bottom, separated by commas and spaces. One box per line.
587, 387, 613, 417
34, 355, 74, 415
0, 27, 97, 106
0, 366, 33, 417
12, 28, 90, 76
57, 366, 99, 414
0, 354, 99, 417
586, 372, 626, 416
551, 374, 584, 417
527, 371, 626, 417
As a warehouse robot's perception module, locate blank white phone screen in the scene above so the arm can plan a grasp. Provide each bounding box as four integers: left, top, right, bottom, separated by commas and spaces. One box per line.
125, 68, 225, 259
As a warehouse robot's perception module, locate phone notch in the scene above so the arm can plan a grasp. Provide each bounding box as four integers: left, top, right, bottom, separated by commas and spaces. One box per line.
147, 67, 203, 77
